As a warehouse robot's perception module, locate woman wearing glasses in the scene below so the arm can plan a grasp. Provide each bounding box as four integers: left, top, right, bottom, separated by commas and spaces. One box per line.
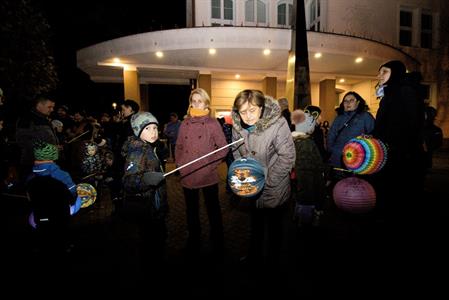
326, 91, 375, 171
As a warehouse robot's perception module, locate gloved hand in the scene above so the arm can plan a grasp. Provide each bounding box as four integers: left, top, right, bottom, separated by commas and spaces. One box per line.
143, 171, 165, 186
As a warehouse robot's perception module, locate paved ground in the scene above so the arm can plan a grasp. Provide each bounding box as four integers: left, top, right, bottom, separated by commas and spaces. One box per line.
3, 142, 449, 296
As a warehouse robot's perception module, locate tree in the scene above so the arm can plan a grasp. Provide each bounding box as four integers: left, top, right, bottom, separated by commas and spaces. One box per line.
0, 0, 58, 112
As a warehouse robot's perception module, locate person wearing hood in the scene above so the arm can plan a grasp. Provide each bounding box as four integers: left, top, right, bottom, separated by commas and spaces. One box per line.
291, 108, 327, 227
373, 60, 425, 225
231, 89, 295, 268
326, 91, 375, 173
175, 88, 228, 259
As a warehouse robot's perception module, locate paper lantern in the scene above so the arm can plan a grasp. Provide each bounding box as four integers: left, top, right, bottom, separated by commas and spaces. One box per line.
333, 177, 376, 213
76, 183, 97, 208
228, 157, 265, 198
342, 136, 387, 174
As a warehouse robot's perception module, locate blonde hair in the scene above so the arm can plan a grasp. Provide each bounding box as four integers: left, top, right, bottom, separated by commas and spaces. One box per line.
187, 88, 211, 115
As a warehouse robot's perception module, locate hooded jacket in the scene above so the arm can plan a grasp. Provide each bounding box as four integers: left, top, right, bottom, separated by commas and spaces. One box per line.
231, 96, 295, 208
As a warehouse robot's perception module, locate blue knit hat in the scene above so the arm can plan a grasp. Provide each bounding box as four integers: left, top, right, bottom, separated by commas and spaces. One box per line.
131, 112, 159, 137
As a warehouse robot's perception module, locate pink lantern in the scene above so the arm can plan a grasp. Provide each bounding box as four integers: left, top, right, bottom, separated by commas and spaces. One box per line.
333, 177, 376, 213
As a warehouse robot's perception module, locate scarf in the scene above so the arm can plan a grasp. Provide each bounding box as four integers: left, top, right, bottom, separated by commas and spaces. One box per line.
189, 107, 210, 117
376, 84, 386, 98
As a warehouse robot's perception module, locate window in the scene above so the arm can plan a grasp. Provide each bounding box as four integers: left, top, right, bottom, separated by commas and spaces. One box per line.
399, 9, 413, 46
245, 0, 267, 26
277, 2, 294, 27
399, 7, 434, 49
309, 0, 320, 31
211, 0, 234, 26
421, 12, 432, 48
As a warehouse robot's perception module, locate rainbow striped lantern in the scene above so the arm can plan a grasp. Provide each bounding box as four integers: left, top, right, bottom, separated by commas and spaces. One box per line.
333, 177, 376, 213
342, 136, 387, 174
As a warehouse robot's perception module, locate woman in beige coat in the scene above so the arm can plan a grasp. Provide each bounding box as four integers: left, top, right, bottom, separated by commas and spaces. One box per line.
231, 89, 295, 268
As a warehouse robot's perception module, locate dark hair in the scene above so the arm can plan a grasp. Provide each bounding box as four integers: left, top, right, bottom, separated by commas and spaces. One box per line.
336, 91, 370, 115
34, 95, 54, 106
123, 99, 140, 113
169, 112, 178, 119
233, 89, 265, 112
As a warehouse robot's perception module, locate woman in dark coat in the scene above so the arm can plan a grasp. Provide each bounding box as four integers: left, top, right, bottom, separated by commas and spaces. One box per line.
373, 60, 425, 224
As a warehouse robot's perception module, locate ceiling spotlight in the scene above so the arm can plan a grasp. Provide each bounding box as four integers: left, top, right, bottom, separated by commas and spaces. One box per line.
156, 51, 164, 58
339, 78, 345, 83
355, 57, 363, 63
235, 74, 240, 79
113, 57, 121, 63
209, 48, 216, 55
263, 49, 271, 55
314, 52, 322, 58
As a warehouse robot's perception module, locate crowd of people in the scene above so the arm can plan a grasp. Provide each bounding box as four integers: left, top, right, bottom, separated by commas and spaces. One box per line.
0, 60, 443, 273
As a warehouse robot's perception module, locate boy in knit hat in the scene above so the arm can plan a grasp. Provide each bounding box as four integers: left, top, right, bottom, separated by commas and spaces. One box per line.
120, 111, 169, 267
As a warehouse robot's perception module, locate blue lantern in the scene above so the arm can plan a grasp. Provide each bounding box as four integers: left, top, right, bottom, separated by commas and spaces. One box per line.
227, 157, 265, 198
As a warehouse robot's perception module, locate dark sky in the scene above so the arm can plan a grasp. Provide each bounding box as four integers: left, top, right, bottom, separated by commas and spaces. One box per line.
32, 0, 187, 116
37, 0, 186, 69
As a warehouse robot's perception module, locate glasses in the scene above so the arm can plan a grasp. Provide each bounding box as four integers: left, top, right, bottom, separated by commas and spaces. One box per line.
343, 98, 357, 104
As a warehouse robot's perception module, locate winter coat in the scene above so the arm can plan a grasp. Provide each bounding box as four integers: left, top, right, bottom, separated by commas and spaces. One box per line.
292, 133, 326, 206
81, 142, 103, 176
16, 110, 59, 166
122, 136, 168, 219
175, 115, 227, 189
164, 120, 181, 145
231, 97, 295, 208
327, 110, 375, 168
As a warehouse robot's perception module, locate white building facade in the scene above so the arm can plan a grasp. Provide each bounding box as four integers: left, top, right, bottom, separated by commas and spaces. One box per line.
77, 0, 449, 134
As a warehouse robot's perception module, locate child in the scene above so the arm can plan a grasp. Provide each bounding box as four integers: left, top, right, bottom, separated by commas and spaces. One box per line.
81, 141, 103, 177
121, 111, 168, 266
30, 140, 81, 214
291, 108, 326, 227
27, 140, 82, 253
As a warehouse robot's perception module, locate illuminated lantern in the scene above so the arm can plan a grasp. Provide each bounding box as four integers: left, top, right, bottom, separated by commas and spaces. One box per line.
228, 157, 265, 198
333, 177, 376, 213
342, 136, 387, 174
76, 183, 97, 208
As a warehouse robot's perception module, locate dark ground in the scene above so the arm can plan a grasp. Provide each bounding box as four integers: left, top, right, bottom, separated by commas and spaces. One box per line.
2, 142, 449, 297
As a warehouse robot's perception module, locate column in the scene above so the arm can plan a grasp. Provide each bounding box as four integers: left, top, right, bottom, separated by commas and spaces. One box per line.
262, 76, 277, 99
319, 79, 337, 124
285, 51, 295, 110
198, 73, 212, 97
123, 66, 141, 106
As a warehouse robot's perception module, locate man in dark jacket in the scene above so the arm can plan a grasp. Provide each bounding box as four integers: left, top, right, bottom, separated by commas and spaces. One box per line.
15, 95, 58, 178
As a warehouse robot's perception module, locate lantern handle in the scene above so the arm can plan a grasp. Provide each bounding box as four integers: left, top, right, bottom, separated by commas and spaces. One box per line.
164, 138, 244, 177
